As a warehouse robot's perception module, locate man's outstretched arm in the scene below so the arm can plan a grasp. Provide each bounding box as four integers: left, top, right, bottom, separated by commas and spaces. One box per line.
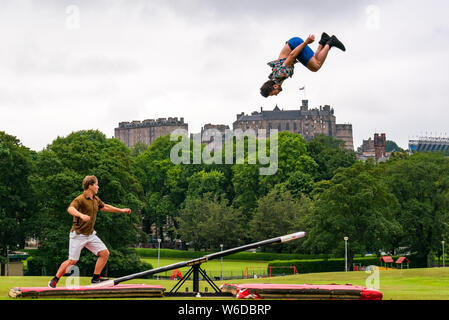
101, 203, 131, 214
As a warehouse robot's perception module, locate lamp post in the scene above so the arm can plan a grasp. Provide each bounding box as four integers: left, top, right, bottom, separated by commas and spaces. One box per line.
220, 244, 224, 280
6, 246, 9, 277
157, 238, 161, 280
344, 237, 349, 272
442, 241, 445, 268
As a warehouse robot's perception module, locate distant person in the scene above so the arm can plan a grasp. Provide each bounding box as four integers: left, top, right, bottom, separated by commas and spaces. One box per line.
48, 175, 131, 288
260, 32, 346, 97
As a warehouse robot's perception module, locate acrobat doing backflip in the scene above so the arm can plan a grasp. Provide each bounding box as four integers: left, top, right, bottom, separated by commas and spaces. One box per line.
260, 32, 345, 97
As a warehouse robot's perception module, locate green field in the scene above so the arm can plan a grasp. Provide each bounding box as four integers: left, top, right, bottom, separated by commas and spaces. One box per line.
2, 267, 449, 300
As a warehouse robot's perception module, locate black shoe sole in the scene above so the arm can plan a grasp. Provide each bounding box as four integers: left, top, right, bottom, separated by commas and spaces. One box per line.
327, 35, 346, 51
91, 279, 110, 284
319, 32, 330, 46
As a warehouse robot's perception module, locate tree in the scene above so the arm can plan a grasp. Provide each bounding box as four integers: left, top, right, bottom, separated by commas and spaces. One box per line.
134, 135, 203, 240
231, 164, 261, 221
176, 194, 244, 250
186, 170, 227, 199
385, 140, 404, 153
0, 132, 34, 275
28, 130, 146, 275
280, 171, 315, 198
259, 131, 318, 200
305, 160, 401, 267
381, 152, 449, 266
249, 186, 312, 253
307, 135, 356, 181
130, 141, 149, 157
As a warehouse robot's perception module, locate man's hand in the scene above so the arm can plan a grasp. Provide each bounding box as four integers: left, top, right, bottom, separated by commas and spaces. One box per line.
68, 206, 90, 222
121, 208, 132, 215
80, 214, 90, 222
305, 34, 315, 44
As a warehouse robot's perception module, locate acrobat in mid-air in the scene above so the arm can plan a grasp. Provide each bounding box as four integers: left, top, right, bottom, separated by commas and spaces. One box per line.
260, 32, 345, 97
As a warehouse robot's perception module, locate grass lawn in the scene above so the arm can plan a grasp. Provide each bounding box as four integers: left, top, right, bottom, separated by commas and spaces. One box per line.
1, 267, 449, 300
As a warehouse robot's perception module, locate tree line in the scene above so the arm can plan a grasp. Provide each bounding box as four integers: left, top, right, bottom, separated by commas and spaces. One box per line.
1, 129, 448, 275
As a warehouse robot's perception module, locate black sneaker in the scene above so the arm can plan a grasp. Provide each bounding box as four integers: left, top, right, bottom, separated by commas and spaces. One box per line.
91, 276, 110, 284
327, 35, 346, 51
48, 276, 59, 288
319, 32, 330, 46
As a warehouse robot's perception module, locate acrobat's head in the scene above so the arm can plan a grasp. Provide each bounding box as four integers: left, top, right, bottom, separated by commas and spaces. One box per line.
260, 80, 282, 97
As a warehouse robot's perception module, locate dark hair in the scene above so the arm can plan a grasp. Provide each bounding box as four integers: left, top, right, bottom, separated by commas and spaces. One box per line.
260, 80, 277, 98
83, 175, 98, 190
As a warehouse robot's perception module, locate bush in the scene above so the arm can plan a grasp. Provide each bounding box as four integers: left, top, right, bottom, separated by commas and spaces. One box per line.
269, 259, 347, 274
26, 255, 59, 276
268, 256, 424, 274
104, 248, 153, 278
135, 248, 333, 261
26, 248, 152, 277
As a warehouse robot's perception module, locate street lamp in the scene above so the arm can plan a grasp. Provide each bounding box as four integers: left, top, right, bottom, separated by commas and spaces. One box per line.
6, 246, 9, 277
220, 244, 224, 280
157, 238, 161, 280
442, 241, 445, 268
344, 237, 349, 272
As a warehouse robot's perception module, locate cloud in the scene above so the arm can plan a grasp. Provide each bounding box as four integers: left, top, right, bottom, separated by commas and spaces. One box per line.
0, 0, 448, 152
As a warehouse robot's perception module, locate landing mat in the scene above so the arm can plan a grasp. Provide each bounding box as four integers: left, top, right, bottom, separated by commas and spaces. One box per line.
220, 283, 383, 300
9, 284, 165, 298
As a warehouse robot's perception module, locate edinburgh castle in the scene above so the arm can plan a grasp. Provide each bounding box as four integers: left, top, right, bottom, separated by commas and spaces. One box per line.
114, 117, 188, 148
114, 100, 354, 150
232, 100, 353, 150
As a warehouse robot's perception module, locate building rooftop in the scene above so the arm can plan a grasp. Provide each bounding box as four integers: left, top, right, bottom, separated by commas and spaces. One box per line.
409, 136, 449, 153
235, 100, 334, 122
118, 117, 186, 128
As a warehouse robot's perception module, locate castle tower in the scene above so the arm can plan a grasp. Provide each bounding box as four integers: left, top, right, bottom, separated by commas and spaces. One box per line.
374, 133, 386, 161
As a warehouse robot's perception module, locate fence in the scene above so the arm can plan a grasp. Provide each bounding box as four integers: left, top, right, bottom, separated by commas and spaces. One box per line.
244, 266, 298, 279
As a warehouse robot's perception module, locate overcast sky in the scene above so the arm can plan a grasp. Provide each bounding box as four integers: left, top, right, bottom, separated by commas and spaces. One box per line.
0, 0, 448, 151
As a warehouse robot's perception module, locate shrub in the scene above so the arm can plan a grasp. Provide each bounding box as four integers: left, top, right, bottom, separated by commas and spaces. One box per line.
26, 248, 152, 277
135, 248, 333, 261
268, 255, 425, 274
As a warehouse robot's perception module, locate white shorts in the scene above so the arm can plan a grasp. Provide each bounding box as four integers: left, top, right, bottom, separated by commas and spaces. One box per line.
68, 230, 107, 261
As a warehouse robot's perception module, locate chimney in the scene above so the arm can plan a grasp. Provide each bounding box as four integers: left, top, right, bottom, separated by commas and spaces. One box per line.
300, 99, 308, 111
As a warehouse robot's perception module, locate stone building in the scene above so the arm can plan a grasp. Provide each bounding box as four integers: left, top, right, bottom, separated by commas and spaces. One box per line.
201, 123, 230, 143
232, 100, 354, 150
360, 137, 375, 157
114, 117, 188, 148
359, 133, 389, 162
201, 123, 230, 151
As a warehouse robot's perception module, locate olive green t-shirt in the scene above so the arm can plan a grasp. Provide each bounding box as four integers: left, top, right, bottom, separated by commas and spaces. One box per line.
69, 191, 105, 235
